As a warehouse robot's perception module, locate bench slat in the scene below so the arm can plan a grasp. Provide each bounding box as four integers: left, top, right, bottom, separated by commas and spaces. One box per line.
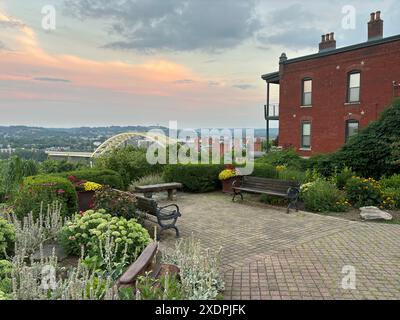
118, 243, 158, 285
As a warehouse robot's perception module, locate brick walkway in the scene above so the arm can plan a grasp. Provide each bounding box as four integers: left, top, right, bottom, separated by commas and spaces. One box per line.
156, 192, 400, 300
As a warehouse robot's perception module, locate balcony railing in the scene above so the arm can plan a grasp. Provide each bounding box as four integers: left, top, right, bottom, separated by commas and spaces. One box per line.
264, 104, 279, 120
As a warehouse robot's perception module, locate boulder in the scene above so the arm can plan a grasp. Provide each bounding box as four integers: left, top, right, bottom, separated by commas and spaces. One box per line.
360, 206, 393, 221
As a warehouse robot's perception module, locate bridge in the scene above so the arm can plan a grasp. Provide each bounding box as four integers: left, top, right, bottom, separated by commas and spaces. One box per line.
47, 132, 173, 164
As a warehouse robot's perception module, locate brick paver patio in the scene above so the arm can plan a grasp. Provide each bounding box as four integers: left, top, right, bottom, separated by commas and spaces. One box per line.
155, 192, 400, 300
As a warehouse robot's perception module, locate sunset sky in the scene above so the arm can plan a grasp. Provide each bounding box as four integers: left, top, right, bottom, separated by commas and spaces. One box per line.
1, 0, 399, 128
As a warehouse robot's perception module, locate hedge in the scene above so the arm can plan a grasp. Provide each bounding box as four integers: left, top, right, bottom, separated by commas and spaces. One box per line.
163, 164, 224, 193
14, 175, 78, 220
54, 169, 124, 190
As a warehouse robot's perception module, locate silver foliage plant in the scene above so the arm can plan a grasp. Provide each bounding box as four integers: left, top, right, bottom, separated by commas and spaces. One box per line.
162, 236, 225, 300
9, 202, 65, 257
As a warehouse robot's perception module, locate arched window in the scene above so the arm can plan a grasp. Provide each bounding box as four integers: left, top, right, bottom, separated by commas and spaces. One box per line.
346, 120, 359, 141
347, 71, 361, 103
302, 78, 312, 106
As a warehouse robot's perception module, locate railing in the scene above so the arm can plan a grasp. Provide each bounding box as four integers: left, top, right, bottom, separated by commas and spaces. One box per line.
264, 104, 279, 120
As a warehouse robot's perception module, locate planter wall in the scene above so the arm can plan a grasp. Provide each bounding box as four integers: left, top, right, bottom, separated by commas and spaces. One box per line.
77, 191, 95, 212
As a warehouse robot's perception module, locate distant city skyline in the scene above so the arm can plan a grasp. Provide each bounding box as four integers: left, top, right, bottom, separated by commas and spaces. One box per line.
1, 1, 399, 128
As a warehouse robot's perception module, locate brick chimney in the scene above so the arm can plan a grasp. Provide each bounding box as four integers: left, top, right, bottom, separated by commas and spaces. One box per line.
319, 32, 336, 52
368, 11, 383, 41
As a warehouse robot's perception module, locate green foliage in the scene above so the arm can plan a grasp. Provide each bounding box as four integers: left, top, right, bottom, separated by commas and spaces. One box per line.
331, 99, 400, 178
256, 149, 307, 170
93, 187, 137, 220
55, 168, 124, 190
380, 174, 400, 190
260, 195, 286, 206
163, 164, 224, 193
162, 237, 224, 300
381, 188, 400, 210
0, 219, 15, 258
277, 168, 307, 183
129, 174, 165, 191
120, 274, 184, 300
307, 154, 336, 177
0, 260, 13, 294
251, 163, 278, 179
40, 160, 85, 174
96, 146, 163, 189
300, 180, 350, 213
59, 209, 150, 264
1, 156, 39, 196
334, 167, 356, 190
345, 177, 382, 208
14, 175, 78, 220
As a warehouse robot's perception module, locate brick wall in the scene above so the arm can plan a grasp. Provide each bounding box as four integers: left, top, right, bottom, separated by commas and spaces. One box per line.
279, 39, 400, 156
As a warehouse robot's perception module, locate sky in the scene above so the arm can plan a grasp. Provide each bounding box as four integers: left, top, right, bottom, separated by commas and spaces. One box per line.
0, 0, 399, 128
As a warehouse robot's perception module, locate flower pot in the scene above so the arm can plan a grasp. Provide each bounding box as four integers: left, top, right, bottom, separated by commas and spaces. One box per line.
222, 177, 239, 194
77, 191, 95, 212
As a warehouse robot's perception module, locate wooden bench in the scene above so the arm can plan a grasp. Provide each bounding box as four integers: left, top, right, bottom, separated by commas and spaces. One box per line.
117, 242, 180, 288
232, 176, 300, 213
135, 183, 183, 200
136, 195, 181, 240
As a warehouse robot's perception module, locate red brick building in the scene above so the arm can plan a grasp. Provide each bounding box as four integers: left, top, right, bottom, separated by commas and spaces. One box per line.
262, 11, 400, 156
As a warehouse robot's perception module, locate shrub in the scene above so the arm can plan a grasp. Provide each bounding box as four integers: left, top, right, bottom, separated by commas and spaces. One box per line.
255, 148, 307, 170
14, 175, 78, 220
251, 163, 278, 179
162, 237, 224, 300
0, 260, 12, 294
0, 218, 15, 258
334, 167, 356, 190
94, 187, 137, 220
277, 168, 307, 183
300, 180, 350, 213
345, 177, 382, 208
381, 188, 400, 210
332, 99, 400, 179
129, 174, 165, 192
163, 164, 224, 193
96, 146, 163, 189
55, 169, 123, 190
40, 159, 84, 174
380, 174, 400, 190
59, 209, 150, 264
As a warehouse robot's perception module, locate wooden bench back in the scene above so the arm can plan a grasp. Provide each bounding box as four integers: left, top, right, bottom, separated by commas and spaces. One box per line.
242, 176, 299, 193
118, 242, 158, 286
136, 196, 158, 215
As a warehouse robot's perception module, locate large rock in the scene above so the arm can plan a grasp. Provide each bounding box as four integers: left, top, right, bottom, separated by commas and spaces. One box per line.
360, 206, 393, 221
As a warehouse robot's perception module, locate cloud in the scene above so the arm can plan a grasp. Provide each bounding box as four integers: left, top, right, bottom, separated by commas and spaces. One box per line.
173, 79, 196, 85
34, 77, 71, 83
233, 84, 256, 90
0, 41, 6, 51
63, 0, 262, 52
257, 3, 324, 50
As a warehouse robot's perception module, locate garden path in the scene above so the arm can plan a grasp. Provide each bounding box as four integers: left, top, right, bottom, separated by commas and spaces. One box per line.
154, 192, 400, 300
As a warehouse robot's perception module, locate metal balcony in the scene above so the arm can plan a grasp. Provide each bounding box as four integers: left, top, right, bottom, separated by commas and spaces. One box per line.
264, 104, 279, 121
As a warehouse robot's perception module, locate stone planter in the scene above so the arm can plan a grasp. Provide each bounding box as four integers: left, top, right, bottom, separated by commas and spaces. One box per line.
77, 191, 95, 212
222, 177, 239, 194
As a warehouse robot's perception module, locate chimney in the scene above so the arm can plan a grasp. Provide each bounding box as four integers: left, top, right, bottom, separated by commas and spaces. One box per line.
319, 32, 336, 52
368, 11, 383, 41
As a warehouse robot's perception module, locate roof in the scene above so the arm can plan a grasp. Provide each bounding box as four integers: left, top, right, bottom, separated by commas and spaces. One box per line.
261, 71, 280, 83
261, 34, 400, 82
283, 34, 400, 65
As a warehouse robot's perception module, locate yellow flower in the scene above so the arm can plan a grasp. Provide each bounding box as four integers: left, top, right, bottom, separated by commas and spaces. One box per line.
83, 181, 103, 192
219, 169, 236, 181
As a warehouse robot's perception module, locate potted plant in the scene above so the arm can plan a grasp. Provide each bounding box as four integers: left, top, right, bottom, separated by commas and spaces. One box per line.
68, 176, 103, 212
218, 166, 240, 194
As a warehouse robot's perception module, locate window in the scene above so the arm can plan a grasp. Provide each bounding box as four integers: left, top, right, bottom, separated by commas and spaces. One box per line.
302, 78, 312, 106
346, 120, 359, 141
347, 72, 361, 103
301, 121, 312, 149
